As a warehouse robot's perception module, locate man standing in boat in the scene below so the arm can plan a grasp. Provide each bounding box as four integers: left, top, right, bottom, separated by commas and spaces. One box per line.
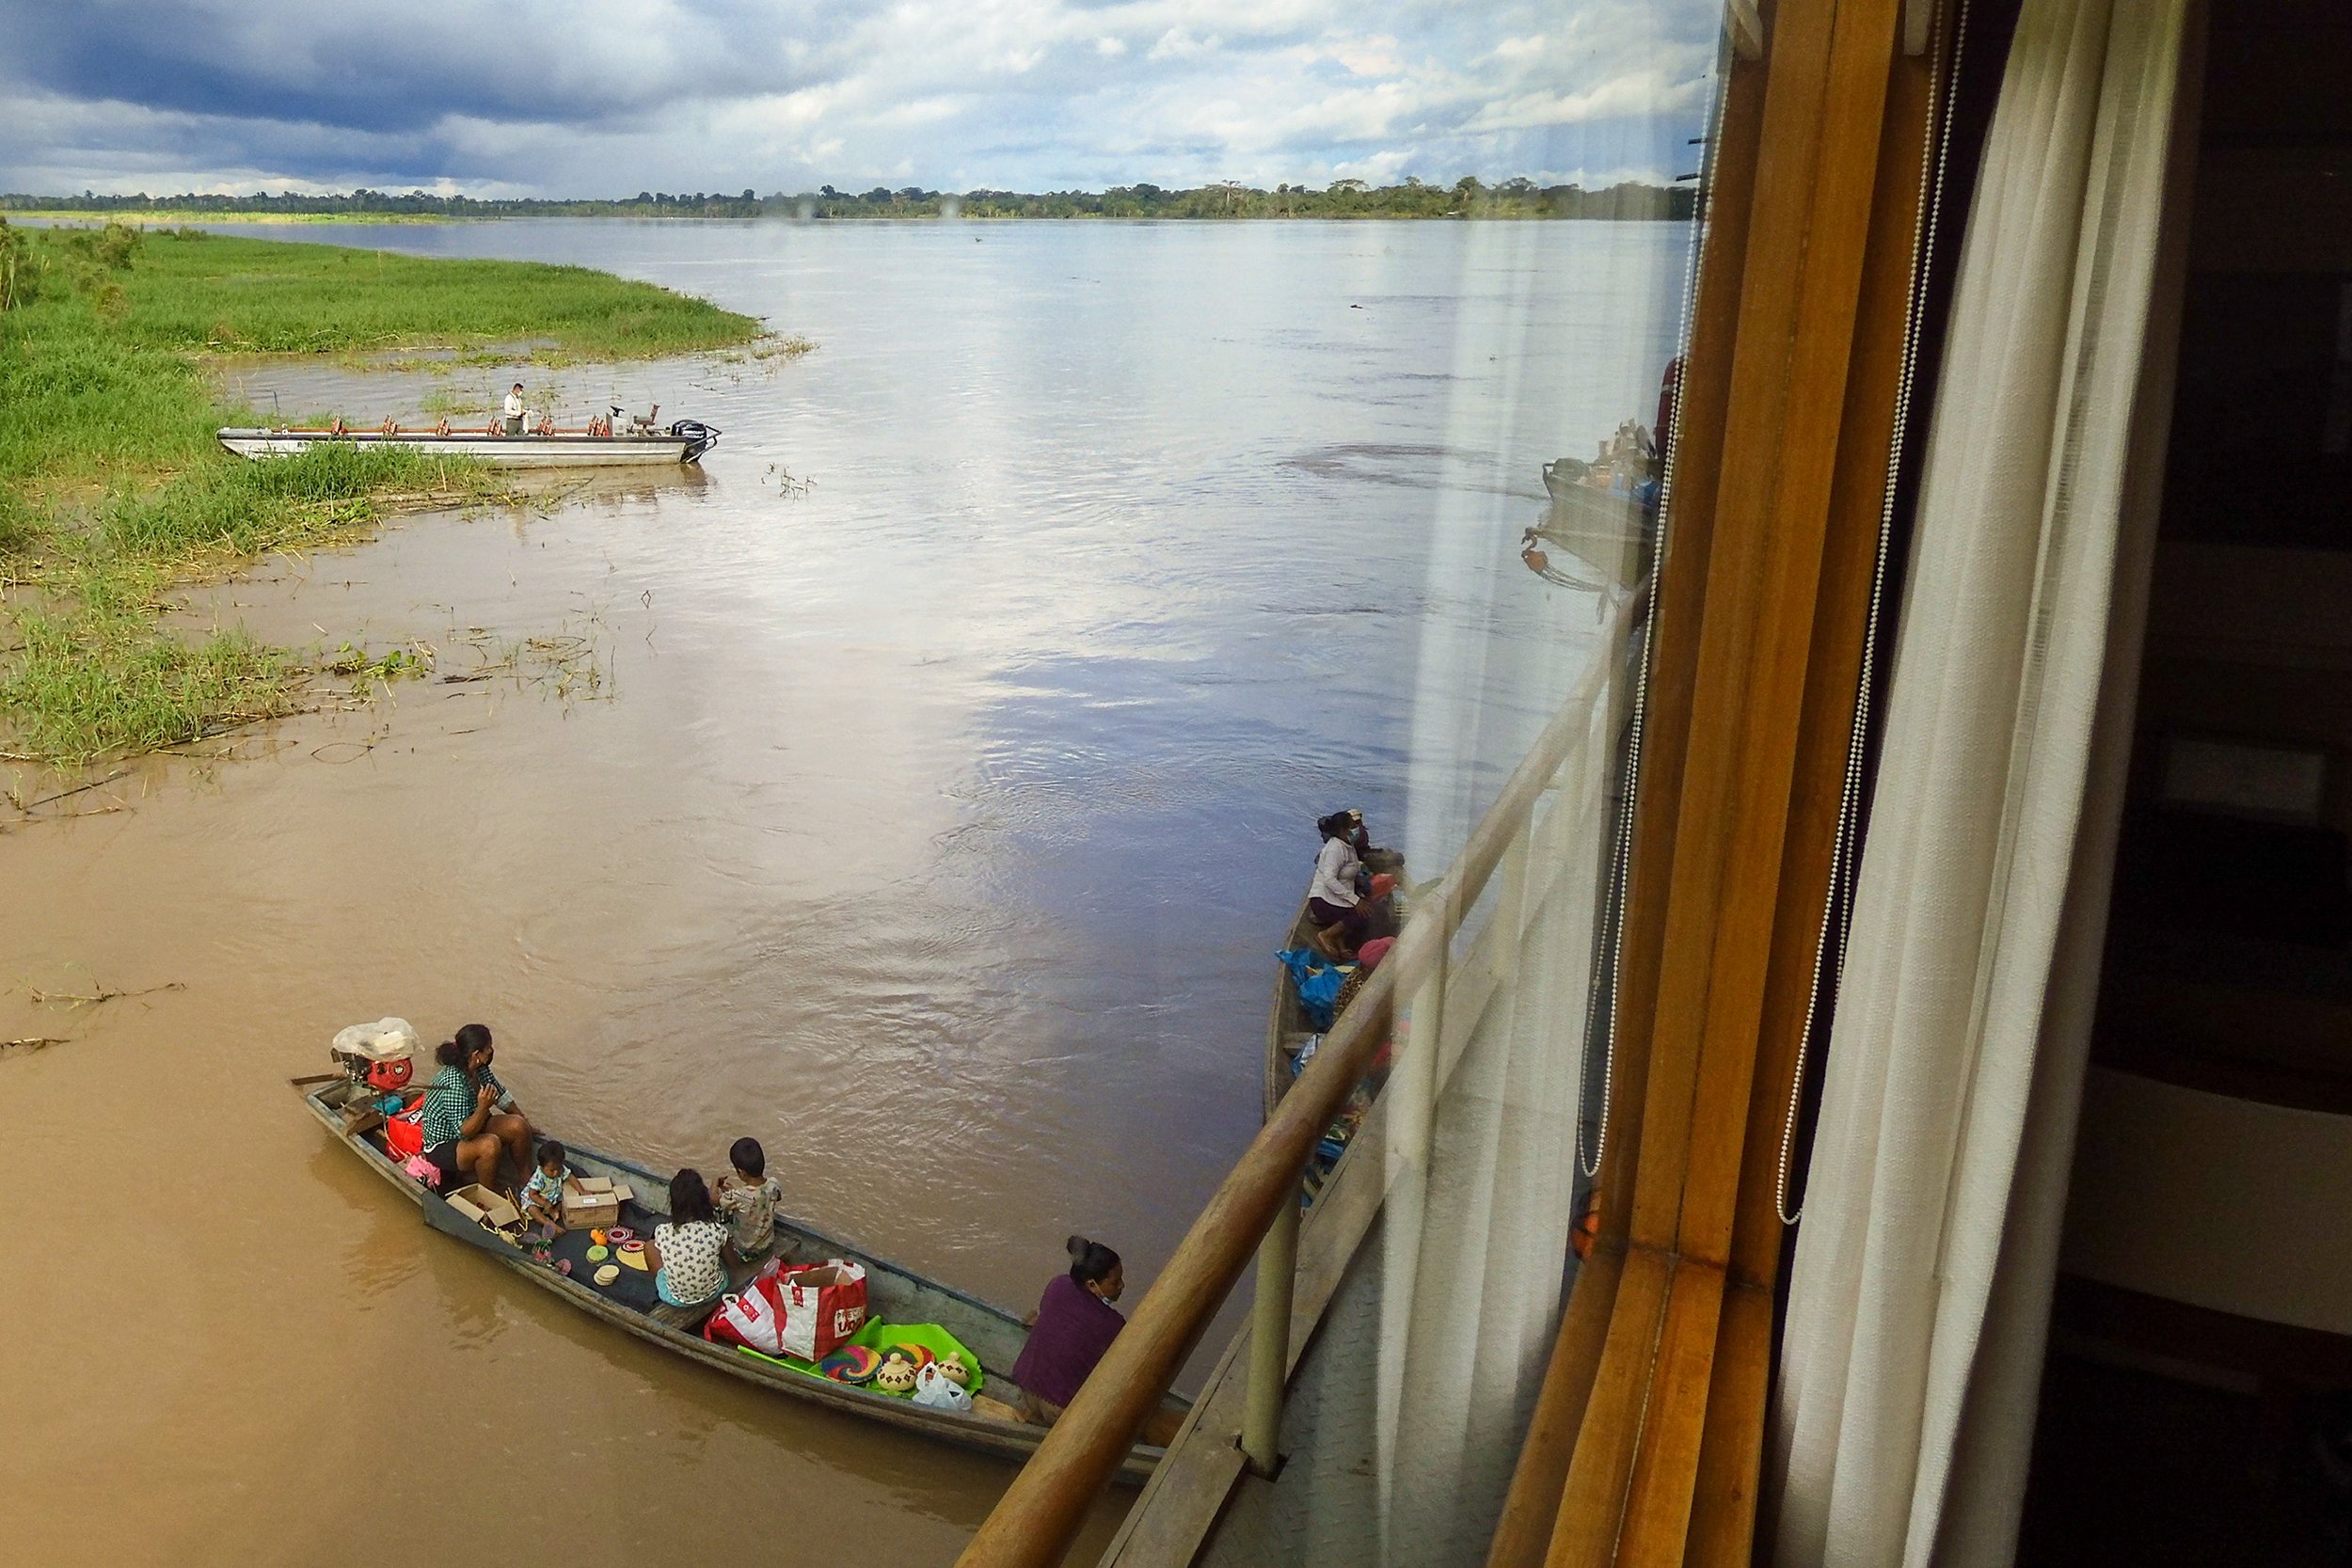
502, 383, 526, 436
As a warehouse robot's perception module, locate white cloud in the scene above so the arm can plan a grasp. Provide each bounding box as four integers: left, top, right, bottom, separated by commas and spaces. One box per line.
0, 0, 1722, 196
1148, 27, 1220, 61
1465, 68, 1713, 134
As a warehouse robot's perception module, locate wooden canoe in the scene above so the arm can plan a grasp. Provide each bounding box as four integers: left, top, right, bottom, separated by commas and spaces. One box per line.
1533, 463, 1659, 594
1264, 894, 1323, 1120
1264, 847, 1406, 1121
294, 1074, 1183, 1481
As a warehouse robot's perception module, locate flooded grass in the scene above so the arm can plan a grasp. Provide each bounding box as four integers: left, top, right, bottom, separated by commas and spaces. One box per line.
419, 386, 490, 417
0, 221, 767, 765
1, 558, 304, 764
100, 440, 493, 556
119, 227, 763, 360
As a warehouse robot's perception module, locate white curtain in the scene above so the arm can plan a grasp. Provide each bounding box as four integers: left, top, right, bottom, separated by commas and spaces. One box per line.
1770, 0, 2201, 1564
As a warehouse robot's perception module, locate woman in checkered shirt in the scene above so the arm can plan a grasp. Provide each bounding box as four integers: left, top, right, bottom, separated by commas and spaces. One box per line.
419, 1023, 537, 1193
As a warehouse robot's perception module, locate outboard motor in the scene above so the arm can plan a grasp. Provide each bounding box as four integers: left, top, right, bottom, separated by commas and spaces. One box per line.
670, 420, 721, 463
331, 1017, 419, 1096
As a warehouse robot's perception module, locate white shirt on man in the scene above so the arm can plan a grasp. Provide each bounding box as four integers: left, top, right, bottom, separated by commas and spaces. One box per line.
503, 391, 525, 420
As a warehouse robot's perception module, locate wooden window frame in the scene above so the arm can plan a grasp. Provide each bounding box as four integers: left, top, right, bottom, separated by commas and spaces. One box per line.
1486, 1, 1942, 1562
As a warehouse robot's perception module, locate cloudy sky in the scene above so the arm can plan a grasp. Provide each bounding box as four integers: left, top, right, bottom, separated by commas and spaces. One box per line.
0, 0, 1721, 198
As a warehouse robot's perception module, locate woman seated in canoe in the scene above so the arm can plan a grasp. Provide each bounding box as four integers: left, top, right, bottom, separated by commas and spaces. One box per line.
645, 1169, 731, 1328
419, 1023, 538, 1194
1011, 1236, 1130, 1428
1308, 817, 1374, 963
1009, 1238, 1185, 1444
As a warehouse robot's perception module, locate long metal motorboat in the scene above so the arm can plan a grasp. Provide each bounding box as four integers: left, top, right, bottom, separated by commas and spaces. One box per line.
218, 413, 720, 467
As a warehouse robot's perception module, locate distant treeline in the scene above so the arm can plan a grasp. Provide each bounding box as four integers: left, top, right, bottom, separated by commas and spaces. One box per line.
4, 178, 1695, 222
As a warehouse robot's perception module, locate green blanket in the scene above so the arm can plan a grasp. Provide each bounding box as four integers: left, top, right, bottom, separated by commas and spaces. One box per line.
732, 1318, 985, 1397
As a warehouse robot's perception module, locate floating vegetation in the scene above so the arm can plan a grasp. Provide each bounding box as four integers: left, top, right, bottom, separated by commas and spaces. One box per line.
26, 979, 185, 1008
752, 335, 817, 361
324, 640, 435, 681
419, 387, 490, 417
2, 1036, 72, 1056
758, 462, 816, 498
438, 620, 614, 705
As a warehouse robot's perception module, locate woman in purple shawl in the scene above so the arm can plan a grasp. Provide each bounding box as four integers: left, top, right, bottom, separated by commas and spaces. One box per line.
1011, 1235, 1127, 1425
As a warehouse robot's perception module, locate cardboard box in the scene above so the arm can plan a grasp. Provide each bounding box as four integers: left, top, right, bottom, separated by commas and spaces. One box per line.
446, 1184, 522, 1237
562, 1177, 623, 1229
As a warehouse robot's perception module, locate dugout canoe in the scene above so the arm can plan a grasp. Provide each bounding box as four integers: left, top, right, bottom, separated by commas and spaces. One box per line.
1265, 893, 1323, 1120
1534, 458, 1659, 594
219, 419, 719, 467
294, 1073, 1184, 1481
1264, 846, 1405, 1121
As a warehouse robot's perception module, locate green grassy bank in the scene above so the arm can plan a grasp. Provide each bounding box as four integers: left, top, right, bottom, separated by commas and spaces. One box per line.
0, 221, 765, 766
4, 211, 469, 227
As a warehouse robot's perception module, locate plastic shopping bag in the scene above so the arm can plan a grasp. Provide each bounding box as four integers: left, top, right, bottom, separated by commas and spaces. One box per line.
778, 1260, 870, 1362
913, 1362, 973, 1412
707, 1283, 789, 1355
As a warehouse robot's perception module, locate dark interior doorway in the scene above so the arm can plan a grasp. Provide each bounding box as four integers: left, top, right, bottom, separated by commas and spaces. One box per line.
2023, 4, 2352, 1563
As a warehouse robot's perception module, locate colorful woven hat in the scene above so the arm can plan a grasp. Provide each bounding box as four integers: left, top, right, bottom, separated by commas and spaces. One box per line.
818, 1345, 882, 1385
888, 1342, 936, 1371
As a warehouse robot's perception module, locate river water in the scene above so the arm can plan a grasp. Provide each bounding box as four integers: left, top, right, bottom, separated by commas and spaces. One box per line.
1, 218, 1691, 1566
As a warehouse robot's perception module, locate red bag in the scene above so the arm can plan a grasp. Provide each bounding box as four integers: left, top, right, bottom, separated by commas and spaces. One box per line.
384, 1095, 427, 1161
778, 1260, 869, 1361
705, 1269, 788, 1355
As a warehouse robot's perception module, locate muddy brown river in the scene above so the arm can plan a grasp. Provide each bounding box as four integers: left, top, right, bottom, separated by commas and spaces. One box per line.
1, 219, 1691, 1565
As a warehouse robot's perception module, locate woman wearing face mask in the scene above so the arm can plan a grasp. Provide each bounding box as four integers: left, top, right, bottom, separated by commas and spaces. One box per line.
417, 1023, 537, 1193
1011, 1235, 1130, 1427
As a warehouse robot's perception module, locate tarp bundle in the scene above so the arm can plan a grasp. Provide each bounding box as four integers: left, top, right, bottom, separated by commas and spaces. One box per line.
1277, 948, 1349, 1031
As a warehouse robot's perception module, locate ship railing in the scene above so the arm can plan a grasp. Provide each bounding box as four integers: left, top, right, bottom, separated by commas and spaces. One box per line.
956, 588, 1642, 1568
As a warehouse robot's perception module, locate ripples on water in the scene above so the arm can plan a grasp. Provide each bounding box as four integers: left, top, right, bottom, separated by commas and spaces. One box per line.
5, 218, 1692, 1565
226, 214, 1695, 1298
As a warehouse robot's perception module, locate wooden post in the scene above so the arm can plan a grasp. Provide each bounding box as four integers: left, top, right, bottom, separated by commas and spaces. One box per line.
1240, 1179, 1302, 1476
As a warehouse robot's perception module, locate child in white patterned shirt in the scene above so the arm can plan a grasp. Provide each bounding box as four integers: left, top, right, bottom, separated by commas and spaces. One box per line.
519, 1140, 570, 1235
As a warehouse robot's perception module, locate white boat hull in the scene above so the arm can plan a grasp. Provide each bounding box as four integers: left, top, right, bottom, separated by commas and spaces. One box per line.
216, 429, 709, 467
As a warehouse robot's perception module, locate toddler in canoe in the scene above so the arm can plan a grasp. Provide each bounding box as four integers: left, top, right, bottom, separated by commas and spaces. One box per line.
715, 1136, 785, 1267
520, 1139, 570, 1235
